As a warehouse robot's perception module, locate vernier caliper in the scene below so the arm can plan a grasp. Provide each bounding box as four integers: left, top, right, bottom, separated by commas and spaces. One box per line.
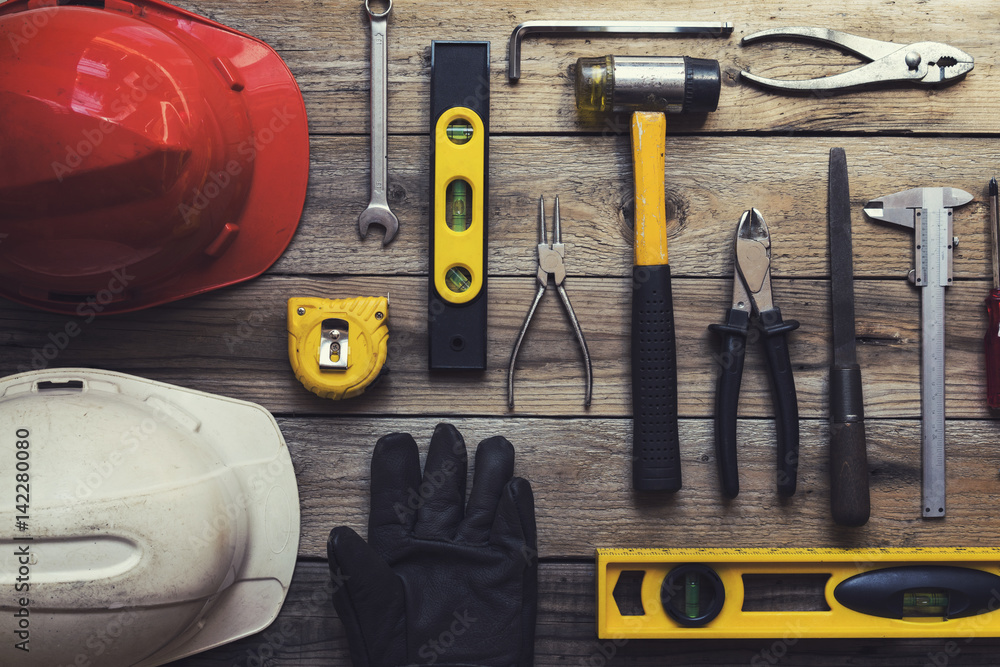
863, 186, 973, 518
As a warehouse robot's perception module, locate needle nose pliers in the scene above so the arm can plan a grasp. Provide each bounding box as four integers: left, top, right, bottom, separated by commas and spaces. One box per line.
740, 27, 975, 92
507, 195, 593, 408
709, 209, 800, 498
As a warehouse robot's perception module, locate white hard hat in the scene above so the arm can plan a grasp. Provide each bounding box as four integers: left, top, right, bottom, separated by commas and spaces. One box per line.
0, 369, 300, 666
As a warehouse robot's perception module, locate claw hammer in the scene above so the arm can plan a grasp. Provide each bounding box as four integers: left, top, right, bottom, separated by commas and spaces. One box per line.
575, 55, 722, 491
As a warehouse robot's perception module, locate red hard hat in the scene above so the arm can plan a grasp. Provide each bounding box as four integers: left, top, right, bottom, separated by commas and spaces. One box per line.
0, 0, 309, 315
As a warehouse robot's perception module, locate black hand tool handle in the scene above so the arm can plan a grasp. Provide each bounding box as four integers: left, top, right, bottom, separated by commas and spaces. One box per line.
632, 264, 681, 492
830, 364, 871, 526
760, 307, 800, 496
708, 308, 750, 498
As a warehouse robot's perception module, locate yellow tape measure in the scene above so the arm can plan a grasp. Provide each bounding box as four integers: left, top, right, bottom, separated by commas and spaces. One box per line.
287, 297, 388, 400
597, 548, 1000, 639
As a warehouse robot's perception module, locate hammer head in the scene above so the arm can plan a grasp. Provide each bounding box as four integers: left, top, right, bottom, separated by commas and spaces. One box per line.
575, 55, 721, 114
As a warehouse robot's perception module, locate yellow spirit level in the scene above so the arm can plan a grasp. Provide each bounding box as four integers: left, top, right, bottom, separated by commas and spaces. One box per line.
597, 548, 1000, 639
287, 296, 388, 400
428, 41, 489, 370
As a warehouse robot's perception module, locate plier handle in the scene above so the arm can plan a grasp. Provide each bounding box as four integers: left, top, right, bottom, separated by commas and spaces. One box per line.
508, 196, 593, 408
740, 27, 974, 92
709, 209, 800, 498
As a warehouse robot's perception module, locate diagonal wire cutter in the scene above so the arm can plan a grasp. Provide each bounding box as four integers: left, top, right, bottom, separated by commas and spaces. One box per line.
709, 209, 800, 498
740, 27, 974, 92
508, 196, 593, 408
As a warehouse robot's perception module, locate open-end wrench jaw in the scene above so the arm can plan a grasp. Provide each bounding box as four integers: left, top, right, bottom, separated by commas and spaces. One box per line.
359, 205, 399, 246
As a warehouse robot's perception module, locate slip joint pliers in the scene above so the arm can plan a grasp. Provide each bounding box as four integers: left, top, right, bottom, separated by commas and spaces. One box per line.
740, 27, 974, 93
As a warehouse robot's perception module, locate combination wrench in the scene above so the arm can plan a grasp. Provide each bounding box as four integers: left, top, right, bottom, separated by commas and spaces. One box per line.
359, 0, 399, 246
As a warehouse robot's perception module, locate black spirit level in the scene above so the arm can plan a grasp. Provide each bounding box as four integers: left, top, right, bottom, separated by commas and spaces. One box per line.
428, 41, 489, 370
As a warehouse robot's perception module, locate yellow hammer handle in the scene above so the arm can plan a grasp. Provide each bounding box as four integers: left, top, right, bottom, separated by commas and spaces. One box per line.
629, 110, 681, 492
631, 112, 668, 267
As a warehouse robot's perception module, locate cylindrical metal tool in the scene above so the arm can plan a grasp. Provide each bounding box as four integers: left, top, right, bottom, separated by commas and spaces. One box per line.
575, 55, 721, 114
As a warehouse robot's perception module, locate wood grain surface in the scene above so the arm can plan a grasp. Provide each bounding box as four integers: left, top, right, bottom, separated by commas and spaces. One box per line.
4, 0, 1000, 664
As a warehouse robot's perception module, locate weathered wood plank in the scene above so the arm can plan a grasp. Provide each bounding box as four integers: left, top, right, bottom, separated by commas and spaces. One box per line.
279, 135, 999, 278
1, 276, 993, 418
7, 2, 1000, 665
176, 561, 1000, 667
277, 417, 1000, 558
172, 0, 999, 135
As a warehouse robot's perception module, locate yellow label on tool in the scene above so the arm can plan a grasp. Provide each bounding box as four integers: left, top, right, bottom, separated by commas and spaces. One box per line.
287, 297, 388, 400
597, 547, 1000, 639
433, 107, 486, 304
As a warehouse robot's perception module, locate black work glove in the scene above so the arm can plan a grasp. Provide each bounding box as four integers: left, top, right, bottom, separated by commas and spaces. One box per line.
328, 423, 538, 667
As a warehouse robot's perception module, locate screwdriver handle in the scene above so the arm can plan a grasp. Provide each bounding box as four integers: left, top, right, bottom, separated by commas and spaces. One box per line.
630, 111, 680, 492
986, 289, 1000, 409
830, 365, 871, 526
759, 308, 800, 497
708, 308, 750, 498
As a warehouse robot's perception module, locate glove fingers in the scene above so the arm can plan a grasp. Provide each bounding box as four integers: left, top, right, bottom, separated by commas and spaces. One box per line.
456, 436, 515, 543
489, 476, 537, 557
369, 432, 422, 535
327, 527, 407, 667
414, 422, 468, 539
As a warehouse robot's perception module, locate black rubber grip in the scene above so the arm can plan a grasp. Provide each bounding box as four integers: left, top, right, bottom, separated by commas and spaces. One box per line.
708, 308, 750, 498
834, 566, 1000, 620
631, 264, 680, 492
759, 307, 800, 497
830, 364, 865, 423
682, 56, 722, 113
830, 365, 870, 526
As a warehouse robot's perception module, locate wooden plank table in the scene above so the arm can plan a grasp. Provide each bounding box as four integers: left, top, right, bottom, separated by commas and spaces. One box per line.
5, 0, 1000, 664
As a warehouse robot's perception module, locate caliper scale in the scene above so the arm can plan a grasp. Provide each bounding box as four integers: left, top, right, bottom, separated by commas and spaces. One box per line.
863, 186, 973, 517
